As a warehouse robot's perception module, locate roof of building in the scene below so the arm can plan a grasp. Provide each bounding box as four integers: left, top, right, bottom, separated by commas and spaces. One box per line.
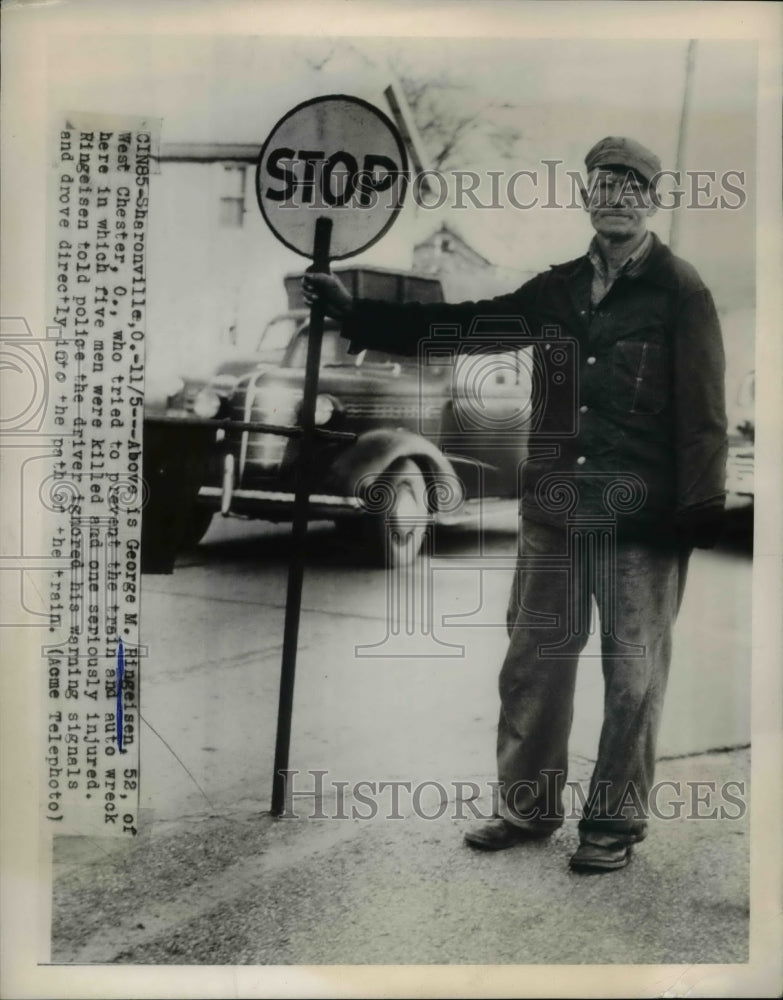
414, 223, 493, 267
156, 143, 260, 163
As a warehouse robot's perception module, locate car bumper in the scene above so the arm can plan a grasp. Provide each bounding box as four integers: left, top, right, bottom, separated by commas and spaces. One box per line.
725, 447, 754, 511
198, 484, 363, 521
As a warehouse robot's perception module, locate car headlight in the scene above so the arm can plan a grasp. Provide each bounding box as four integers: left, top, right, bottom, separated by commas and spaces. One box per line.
192, 389, 222, 419
314, 394, 335, 426
165, 375, 186, 399
211, 374, 240, 397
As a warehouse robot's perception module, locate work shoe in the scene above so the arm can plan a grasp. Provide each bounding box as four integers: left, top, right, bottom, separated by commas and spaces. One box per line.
569, 841, 632, 873
463, 817, 551, 851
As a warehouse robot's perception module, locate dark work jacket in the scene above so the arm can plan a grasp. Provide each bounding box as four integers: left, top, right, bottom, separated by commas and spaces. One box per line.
340, 233, 728, 546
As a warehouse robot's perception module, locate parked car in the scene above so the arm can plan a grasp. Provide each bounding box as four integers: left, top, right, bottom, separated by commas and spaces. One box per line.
164, 311, 303, 419
172, 266, 536, 566
724, 369, 754, 541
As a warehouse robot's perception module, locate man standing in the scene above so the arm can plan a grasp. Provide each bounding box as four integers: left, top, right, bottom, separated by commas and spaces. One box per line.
303, 137, 728, 873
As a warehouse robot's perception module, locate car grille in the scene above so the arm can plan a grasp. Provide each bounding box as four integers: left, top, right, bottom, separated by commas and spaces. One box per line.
344, 400, 420, 420
226, 379, 301, 478
342, 399, 443, 422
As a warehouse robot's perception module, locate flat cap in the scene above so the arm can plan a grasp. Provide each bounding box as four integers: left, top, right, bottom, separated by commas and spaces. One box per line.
584, 136, 662, 186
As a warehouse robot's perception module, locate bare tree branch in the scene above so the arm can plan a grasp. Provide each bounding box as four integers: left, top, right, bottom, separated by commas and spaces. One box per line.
393, 62, 525, 170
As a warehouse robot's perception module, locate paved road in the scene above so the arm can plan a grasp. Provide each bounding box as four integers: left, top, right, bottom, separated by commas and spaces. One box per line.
51, 514, 753, 967
135, 513, 751, 823
53, 749, 750, 966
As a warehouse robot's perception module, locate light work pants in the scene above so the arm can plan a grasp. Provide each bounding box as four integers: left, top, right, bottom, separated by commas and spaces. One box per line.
497, 518, 691, 846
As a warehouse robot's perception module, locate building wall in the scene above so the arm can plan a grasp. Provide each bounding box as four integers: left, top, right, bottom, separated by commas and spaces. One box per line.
146, 161, 293, 379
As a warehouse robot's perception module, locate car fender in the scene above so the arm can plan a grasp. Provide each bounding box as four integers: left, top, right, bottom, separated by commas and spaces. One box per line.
324, 428, 464, 512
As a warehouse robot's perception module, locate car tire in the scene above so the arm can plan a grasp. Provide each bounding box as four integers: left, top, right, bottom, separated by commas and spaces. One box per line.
360, 458, 430, 568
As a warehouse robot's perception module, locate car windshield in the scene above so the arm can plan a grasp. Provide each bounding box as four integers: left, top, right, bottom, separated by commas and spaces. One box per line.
256, 314, 306, 357
284, 326, 406, 370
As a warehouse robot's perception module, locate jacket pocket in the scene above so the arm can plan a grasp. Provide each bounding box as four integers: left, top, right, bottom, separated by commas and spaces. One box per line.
612, 340, 668, 414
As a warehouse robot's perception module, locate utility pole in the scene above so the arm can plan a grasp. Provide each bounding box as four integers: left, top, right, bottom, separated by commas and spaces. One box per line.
670, 39, 697, 253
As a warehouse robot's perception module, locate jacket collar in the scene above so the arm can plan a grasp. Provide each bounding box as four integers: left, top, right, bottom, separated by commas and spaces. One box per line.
587, 231, 653, 280
549, 231, 679, 289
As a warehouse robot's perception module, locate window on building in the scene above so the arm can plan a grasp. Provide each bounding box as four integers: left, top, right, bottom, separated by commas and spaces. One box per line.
220, 165, 246, 227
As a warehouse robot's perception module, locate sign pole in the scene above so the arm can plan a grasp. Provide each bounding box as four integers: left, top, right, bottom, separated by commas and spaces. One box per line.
256, 95, 408, 818
270, 216, 333, 817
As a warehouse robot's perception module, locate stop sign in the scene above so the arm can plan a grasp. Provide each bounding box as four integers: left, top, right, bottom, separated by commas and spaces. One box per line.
255, 94, 409, 260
